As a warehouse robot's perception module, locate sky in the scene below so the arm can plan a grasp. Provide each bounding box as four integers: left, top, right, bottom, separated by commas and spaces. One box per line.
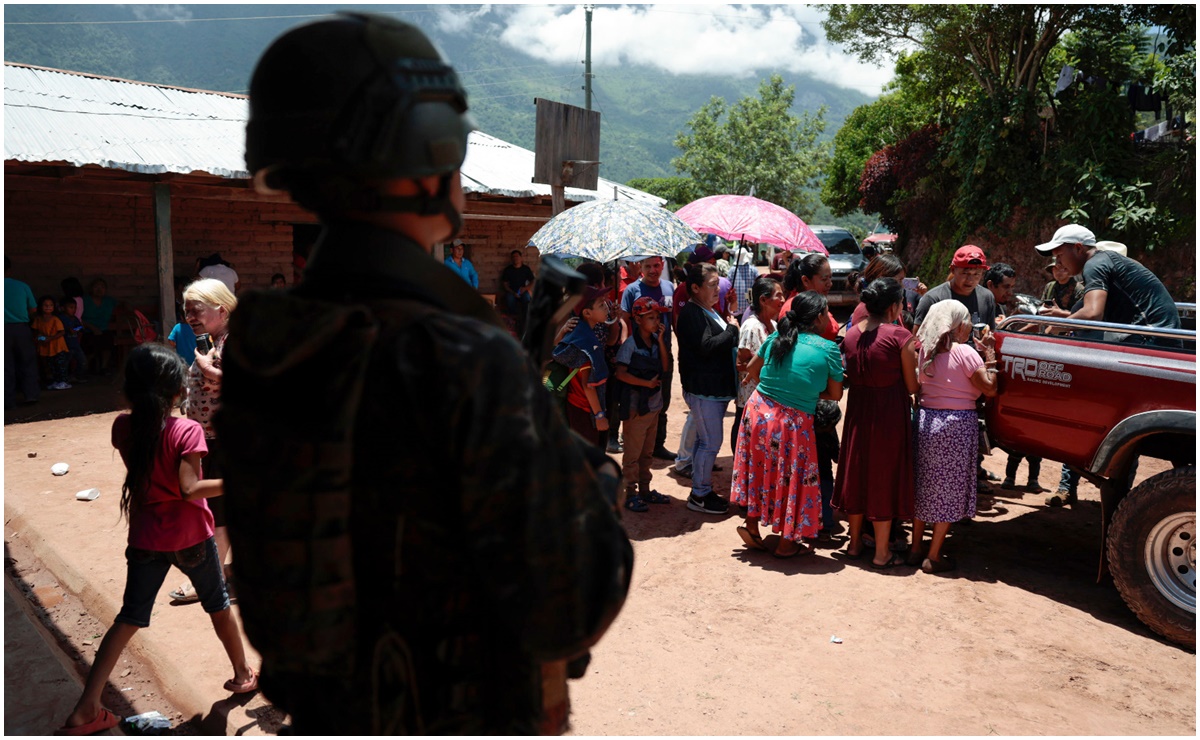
94, 3, 894, 98
432, 4, 893, 97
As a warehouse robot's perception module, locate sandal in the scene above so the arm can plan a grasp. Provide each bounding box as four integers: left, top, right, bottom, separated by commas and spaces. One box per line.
921, 556, 956, 574
624, 495, 649, 513
169, 582, 199, 604
224, 668, 259, 695
641, 490, 671, 505
737, 525, 765, 551
772, 541, 813, 559
870, 552, 907, 569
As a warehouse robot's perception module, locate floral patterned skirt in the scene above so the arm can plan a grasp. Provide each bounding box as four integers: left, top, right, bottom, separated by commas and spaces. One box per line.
915, 407, 978, 523
731, 391, 821, 542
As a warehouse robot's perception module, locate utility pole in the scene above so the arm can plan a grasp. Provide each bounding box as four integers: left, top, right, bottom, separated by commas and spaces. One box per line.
584, 4, 594, 111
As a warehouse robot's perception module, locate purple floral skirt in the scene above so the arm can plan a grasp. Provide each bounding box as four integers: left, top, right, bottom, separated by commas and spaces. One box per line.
914, 407, 978, 523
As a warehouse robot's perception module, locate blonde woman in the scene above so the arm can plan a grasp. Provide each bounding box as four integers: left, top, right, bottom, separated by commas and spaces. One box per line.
170, 278, 238, 603
908, 300, 998, 574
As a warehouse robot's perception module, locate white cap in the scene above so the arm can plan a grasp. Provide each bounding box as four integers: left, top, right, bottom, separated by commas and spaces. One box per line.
198, 264, 238, 292
1034, 224, 1097, 254
1095, 240, 1128, 257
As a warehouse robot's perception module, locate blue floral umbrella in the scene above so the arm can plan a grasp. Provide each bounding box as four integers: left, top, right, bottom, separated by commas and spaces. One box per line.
528, 198, 702, 263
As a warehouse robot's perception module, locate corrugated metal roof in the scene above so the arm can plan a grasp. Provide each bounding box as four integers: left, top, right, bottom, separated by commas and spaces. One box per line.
4, 63, 663, 206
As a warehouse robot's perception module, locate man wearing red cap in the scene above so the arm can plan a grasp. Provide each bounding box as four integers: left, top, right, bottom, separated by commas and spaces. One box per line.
913, 245, 998, 332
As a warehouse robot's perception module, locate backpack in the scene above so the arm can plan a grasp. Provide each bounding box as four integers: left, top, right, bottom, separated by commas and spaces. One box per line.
130, 309, 157, 344
542, 359, 579, 399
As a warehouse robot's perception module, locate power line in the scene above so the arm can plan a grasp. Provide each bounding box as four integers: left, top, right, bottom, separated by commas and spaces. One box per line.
466, 72, 578, 89
459, 63, 553, 75
4, 9, 440, 26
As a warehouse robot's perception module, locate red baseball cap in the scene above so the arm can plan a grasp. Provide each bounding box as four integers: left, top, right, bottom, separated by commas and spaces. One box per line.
951, 245, 988, 268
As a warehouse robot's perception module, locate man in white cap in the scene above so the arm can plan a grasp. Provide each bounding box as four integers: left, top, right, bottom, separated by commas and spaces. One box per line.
1035, 224, 1179, 336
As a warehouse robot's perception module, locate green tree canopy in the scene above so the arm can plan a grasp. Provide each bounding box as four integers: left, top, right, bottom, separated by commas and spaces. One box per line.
820, 5, 1128, 97
624, 177, 701, 212
671, 74, 830, 219
821, 90, 929, 217
820, 3, 1195, 262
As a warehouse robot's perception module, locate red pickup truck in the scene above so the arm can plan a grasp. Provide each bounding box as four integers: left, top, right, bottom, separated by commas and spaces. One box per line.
986, 310, 1195, 648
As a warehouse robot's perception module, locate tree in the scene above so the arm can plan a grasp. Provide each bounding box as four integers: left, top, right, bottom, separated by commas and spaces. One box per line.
820, 5, 1128, 98
624, 177, 701, 212
671, 75, 830, 219
821, 91, 928, 216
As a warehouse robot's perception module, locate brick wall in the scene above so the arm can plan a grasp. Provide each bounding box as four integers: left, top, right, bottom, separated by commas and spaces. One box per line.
6, 171, 592, 322
5, 175, 313, 324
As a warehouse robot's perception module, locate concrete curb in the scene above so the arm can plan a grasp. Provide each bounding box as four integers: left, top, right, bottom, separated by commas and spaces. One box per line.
5, 502, 247, 735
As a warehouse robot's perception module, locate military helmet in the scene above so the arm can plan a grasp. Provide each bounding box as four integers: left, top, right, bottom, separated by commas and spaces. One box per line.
245, 12, 474, 201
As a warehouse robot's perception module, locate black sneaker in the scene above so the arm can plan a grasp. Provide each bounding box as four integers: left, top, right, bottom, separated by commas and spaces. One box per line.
671, 466, 692, 479
652, 447, 677, 461
606, 440, 624, 454
686, 492, 729, 515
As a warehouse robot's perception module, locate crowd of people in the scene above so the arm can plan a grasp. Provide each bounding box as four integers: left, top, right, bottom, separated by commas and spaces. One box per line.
3, 254, 290, 410
536, 224, 1182, 575
31, 8, 1184, 735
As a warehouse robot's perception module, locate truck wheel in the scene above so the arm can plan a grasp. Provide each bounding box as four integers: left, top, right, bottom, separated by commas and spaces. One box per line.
1107, 465, 1196, 649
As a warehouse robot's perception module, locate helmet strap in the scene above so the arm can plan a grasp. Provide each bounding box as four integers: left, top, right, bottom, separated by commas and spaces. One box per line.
305, 173, 463, 238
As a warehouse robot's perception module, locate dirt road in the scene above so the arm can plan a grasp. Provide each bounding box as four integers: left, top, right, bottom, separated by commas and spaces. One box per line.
4, 378, 1194, 735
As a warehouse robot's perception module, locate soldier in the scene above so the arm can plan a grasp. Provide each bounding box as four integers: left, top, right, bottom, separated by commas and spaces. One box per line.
216, 13, 632, 734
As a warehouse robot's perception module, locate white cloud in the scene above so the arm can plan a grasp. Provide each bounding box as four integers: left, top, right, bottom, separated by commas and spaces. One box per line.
465, 4, 890, 97
434, 4, 494, 34
122, 4, 194, 23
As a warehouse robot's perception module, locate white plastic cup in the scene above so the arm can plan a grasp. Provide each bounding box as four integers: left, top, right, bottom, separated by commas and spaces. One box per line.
75, 488, 100, 501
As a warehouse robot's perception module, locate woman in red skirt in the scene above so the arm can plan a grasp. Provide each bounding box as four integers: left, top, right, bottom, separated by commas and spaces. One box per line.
731, 291, 844, 558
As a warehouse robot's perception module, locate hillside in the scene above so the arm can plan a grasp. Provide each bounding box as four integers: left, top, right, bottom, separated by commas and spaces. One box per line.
4, 3, 876, 229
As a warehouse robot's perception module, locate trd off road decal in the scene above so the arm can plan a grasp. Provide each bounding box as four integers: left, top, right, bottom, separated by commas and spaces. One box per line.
1003, 356, 1073, 388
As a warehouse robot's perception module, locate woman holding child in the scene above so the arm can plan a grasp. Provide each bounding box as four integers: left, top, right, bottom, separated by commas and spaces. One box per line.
732, 291, 844, 558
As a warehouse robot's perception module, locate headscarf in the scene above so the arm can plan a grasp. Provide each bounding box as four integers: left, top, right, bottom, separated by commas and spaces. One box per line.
916, 300, 969, 377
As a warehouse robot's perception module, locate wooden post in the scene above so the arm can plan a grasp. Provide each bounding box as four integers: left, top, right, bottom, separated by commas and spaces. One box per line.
551, 185, 566, 217
153, 184, 175, 331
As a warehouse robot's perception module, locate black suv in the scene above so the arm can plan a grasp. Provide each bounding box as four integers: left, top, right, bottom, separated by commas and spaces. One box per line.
809, 225, 865, 306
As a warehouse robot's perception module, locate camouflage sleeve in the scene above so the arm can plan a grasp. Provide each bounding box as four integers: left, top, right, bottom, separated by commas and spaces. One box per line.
447, 328, 633, 662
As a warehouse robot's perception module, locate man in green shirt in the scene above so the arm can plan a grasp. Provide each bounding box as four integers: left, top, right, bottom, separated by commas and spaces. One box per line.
5, 256, 39, 406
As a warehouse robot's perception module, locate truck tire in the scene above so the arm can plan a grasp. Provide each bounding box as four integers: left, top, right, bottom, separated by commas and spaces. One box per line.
1107, 465, 1196, 649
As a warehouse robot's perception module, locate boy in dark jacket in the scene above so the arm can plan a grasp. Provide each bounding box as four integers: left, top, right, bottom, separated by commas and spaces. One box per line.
614, 296, 671, 512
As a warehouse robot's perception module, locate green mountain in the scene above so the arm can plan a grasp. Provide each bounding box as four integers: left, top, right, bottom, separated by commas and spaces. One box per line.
5, 4, 877, 230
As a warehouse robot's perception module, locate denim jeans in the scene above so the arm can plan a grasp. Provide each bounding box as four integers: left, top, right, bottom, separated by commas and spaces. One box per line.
674, 411, 696, 471
684, 393, 729, 497
116, 536, 229, 627
1059, 464, 1080, 494
818, 447, 834, 530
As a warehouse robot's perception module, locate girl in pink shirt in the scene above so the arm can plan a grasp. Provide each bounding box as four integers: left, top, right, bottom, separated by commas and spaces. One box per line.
57, 344, 257, 736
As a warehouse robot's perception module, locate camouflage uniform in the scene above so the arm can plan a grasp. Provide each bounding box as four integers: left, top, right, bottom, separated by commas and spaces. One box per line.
217, 222, 633, 734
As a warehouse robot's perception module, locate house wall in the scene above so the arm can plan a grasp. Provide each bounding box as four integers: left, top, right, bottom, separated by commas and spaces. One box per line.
6, 170, 578, 323
4, 176, 312, 322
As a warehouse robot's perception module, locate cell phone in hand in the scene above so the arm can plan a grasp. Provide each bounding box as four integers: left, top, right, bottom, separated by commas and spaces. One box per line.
195, 332, 213, 354
971, 323, 988, 340
1042, 299, 1055, 307
902, 277, 919, 291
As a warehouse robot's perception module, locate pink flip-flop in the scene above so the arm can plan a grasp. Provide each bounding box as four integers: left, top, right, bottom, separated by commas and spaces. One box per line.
56, 707, 119, 735
224, 669, 259, 695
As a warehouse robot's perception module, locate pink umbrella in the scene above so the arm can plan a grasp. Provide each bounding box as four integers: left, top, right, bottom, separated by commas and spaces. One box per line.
675, 195, 826, 254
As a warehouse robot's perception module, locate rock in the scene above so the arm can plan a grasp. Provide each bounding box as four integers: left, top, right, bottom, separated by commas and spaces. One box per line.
27, 452, 36, 458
